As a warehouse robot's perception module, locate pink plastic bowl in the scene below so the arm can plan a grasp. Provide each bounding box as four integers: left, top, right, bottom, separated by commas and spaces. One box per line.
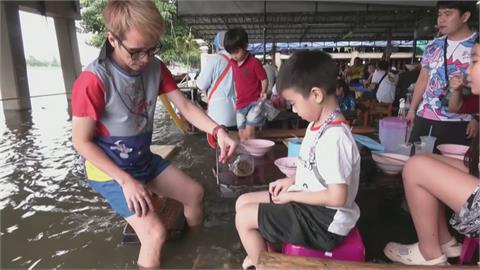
242, 139, 275, 157
274, 157, 297, 177
371, 152, 409, 175
437, 144, 469, 156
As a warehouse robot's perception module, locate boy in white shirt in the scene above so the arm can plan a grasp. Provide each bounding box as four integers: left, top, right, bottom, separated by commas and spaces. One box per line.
234, 50, 361, 269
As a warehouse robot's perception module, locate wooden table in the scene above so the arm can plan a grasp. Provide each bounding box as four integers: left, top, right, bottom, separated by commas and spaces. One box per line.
215, 144, 287, 198
228, 126, 376, 142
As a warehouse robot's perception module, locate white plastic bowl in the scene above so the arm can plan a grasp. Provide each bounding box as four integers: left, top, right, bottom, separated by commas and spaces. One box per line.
371, 152, 409, 175
242, 139, 275, 157
274, 157, 297, 177
437, 144, 469, 156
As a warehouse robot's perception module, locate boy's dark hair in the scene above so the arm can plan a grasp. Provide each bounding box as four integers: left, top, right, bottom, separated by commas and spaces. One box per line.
224, 28, 248, 54
437, 1, 476, 23
277, 50, 337, 97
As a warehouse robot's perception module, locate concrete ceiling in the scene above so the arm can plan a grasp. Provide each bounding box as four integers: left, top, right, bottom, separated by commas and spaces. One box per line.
177, 1, 440, 43
17, 1, 81, 19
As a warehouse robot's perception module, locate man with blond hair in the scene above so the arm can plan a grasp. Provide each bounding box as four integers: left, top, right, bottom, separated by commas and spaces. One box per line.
71, 0, 237, 267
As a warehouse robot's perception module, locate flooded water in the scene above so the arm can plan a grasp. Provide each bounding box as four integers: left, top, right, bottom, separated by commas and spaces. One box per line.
0, 67, 244, 269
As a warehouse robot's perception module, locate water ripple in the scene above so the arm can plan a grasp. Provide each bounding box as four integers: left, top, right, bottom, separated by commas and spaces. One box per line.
0, 95, 239, 269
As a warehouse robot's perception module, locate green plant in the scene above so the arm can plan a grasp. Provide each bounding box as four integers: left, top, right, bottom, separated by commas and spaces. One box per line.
78, 0, 200, 66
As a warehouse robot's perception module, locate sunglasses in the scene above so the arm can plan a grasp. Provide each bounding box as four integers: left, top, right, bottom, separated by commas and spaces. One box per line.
112, 33, 162, 61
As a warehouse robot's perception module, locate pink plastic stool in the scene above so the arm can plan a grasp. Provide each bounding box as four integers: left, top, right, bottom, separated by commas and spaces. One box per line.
282, 227, 365, 262
459, 236, 479, 265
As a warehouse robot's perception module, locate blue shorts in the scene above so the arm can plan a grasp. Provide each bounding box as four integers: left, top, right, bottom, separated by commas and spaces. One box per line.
87, 154, 170, 217
236, 101, 265, 129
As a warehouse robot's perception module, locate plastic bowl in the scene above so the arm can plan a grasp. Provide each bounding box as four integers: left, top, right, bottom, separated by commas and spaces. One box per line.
371, 152, 409, 175
274, 157, 297, 177
436, 144, 469, 156
443, 153, 464, 160
242, 139, 275, 157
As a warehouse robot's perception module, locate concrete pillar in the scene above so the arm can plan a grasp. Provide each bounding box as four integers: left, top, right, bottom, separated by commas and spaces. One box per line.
1, 1, 31, 111
54, 17, 81, 100
383, 29, 393, 62
350, 51, 360, 65
274, 52, 281, 69
270, 41, 276, 64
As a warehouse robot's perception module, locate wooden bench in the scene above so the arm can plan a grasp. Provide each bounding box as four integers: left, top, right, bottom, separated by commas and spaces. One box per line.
257, 251, 478, 270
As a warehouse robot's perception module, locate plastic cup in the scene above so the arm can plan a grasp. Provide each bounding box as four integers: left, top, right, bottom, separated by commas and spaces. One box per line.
396, 143, 413, 156
420, 136, 437, 153
287, 138, 302, 157
414, 141, 426, 155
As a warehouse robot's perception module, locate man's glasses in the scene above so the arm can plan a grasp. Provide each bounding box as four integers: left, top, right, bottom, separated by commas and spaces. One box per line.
112, 33, 162, 61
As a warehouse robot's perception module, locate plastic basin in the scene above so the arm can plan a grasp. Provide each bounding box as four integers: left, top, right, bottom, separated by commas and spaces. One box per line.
436, 144, 469, 158
242, 139, 275, 157
371, 152, 409, 175
274, 157, 297, 177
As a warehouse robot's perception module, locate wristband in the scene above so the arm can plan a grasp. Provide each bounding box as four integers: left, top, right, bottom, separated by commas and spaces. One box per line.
212, 125, 227, 140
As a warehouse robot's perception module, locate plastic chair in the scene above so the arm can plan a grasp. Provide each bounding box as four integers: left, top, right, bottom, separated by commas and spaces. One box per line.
459, 236, 479, 265
282, 227, 365, 262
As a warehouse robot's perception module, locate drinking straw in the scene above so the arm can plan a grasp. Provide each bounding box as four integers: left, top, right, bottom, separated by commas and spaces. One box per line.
428, 125, 433, 136
405, 126, 409, 144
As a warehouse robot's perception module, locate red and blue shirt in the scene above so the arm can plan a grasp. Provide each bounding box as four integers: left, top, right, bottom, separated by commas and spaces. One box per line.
72, 42, 177, 180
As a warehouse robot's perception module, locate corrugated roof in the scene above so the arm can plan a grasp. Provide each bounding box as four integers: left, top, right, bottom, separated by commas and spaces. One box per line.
177, 1, 440, 43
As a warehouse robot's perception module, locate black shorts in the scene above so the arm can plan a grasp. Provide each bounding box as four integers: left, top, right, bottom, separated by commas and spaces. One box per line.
409, 116, 470, 148
258, 202, 344, 251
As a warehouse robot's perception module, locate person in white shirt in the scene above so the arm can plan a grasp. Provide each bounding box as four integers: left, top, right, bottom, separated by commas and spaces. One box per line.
234, 51, 360, 269
196, 31, 236, 127
370, 60, 398, 103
